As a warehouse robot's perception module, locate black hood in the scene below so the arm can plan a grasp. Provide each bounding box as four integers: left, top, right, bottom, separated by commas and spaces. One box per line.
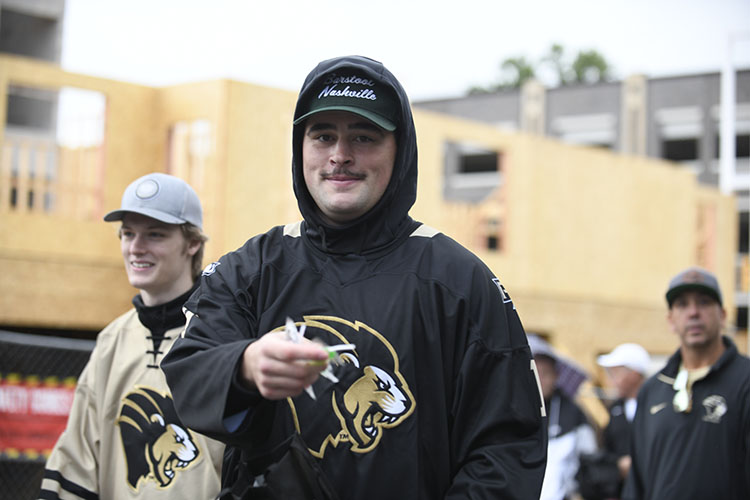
292, 55, 418, 256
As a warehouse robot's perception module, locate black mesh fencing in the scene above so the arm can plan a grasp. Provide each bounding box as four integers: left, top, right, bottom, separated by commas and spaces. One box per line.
0, 458, 46, 500
0, 330, 94, 500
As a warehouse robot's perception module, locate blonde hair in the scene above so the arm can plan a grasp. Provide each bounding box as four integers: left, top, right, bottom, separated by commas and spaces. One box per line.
180, 223, 209, 280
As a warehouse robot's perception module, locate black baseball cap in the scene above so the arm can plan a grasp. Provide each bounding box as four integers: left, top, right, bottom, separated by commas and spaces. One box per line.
294, 71, 399, 131
665, 266, 723, 306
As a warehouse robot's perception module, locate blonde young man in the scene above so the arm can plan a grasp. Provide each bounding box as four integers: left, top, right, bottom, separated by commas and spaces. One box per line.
623, 267, 750, 500
40, 173, 223, 499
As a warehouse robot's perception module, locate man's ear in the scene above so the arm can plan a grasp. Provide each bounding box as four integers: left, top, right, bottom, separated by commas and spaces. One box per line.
666, 309, 677, 334
186, 238, 201, 257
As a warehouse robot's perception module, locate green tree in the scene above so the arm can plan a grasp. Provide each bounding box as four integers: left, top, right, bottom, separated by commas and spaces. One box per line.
541, 43, 572, 86
465, 45, 614, 95
466, 56, 536, 94
571, 50, 612, 84
498, 56, 536, 89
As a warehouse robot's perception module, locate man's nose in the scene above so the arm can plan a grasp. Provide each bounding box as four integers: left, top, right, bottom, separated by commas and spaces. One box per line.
330, 141, 353, 166
685, 300, 701, 316
129, 233, 147, 253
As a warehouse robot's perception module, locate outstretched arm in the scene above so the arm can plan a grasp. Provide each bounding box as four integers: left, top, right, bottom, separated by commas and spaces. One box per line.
239, 330, 328, 400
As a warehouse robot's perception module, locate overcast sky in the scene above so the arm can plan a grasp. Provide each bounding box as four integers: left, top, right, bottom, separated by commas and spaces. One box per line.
61, 0, 750, 101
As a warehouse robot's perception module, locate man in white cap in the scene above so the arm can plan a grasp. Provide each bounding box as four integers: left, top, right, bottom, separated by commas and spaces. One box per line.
596, 343, 650, 495
622, 266, 750, 500
40, 173, 223, 499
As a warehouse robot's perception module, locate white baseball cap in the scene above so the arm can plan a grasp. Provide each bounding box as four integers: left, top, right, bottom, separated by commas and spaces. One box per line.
104, 173, 203, 230
597, 343, 651, 376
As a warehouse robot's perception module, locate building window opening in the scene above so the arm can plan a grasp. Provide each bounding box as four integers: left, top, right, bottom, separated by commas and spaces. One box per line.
714, 134, 750, 158
662, 138, 698, 161
737, 307, 748, 331
2, 85, 107, 218
484, 217, 503, 252
443, 141, 503, 203
487, 234, 499, 250
459, 152, 499, 174
167, 119, 213, 195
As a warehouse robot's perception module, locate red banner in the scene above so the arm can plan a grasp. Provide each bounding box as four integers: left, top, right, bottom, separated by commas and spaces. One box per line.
0, 375, 75, 457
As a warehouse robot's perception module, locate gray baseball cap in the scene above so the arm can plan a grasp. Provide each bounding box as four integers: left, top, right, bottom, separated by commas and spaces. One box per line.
103, 173, 203, 230
666, 266, 722, 306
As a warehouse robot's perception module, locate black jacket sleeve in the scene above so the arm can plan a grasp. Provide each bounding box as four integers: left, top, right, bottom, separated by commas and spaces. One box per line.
444, 271, 547, 499
162, 252, 271, 448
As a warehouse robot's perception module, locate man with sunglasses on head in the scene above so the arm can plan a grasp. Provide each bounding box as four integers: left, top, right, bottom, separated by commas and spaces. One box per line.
622, 267, 750, 500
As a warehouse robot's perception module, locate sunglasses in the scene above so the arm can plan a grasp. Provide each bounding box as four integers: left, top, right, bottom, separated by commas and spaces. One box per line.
672, 369, 691, 413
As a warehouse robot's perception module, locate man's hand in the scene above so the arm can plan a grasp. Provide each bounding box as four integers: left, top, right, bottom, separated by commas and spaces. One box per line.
617, 455, 632, 478
240, 331, 329, 400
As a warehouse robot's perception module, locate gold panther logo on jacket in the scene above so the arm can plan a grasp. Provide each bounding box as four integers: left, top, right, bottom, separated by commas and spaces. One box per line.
117, 386, 202, 490
283, 316, 416, 458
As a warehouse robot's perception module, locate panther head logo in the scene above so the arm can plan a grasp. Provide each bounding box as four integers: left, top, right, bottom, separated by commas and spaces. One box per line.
335, 362, 410, 452
283, 316, 416, 457
117, 387, 201, 490
702, 394, 727, 424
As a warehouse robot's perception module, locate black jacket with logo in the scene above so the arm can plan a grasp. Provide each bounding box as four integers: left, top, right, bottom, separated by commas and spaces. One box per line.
622, 336, 750, 500
162, 55, 546, 499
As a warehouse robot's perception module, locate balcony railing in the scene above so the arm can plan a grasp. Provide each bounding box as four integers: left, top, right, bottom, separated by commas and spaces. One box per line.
1, 129, 104, 219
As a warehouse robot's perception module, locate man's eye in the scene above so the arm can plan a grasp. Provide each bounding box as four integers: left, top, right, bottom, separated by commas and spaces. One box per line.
355, 135, 374, 143
149, 232, 166, 238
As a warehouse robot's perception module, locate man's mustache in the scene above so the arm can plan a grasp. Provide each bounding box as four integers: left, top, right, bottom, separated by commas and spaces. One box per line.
322, 169, 365, 179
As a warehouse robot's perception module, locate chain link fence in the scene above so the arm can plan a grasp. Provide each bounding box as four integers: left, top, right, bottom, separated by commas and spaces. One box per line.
0, 330, 94, 500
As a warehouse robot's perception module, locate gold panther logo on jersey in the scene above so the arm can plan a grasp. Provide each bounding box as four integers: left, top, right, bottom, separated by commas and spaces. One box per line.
117, 386, 201, 491
283, 316, 416, 458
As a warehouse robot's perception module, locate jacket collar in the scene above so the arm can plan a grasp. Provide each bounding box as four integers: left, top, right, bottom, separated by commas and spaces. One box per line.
659, 335, 737, 379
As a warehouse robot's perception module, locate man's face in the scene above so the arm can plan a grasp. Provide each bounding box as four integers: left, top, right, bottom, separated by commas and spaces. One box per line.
302, 111, 396, 225
605, 366, 643, 400
667, 290, 726, 350
119, 213, 198, 306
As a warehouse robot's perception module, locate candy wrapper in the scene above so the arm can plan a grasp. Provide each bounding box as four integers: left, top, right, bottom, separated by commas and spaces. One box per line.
284, 317, 355, 400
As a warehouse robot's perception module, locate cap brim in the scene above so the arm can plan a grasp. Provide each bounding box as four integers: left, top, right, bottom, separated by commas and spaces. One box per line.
666, 284, 722, 305
597, 354, 622, 368
294, 106, 396, 132
103, 208, 186, 225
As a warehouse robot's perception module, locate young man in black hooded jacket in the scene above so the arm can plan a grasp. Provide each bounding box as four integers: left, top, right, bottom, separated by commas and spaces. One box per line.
162, 55, 547, 499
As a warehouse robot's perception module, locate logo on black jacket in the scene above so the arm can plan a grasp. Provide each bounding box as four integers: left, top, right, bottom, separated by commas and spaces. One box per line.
117, 386, 202, 491
283, 316, 416, 458
702, 395, 727, 423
